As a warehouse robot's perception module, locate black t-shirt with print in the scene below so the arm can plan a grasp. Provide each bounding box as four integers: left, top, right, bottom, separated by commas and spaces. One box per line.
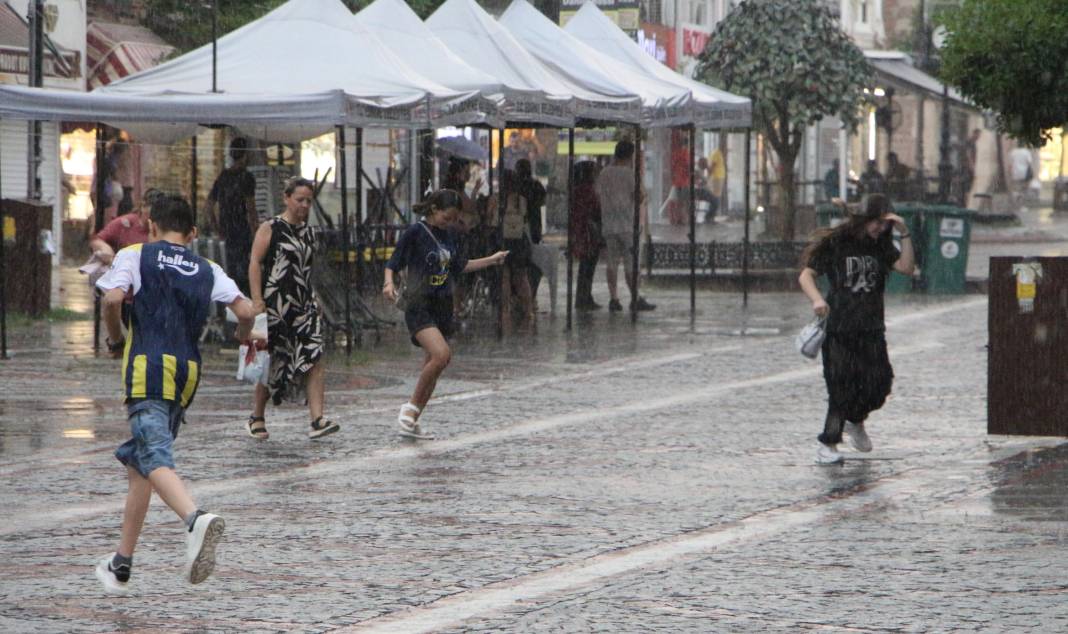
809, 232, 900, 333
386, 221, 468, 301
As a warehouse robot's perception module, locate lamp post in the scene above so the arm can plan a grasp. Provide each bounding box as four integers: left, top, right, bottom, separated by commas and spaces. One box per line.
937, 83, 952, 204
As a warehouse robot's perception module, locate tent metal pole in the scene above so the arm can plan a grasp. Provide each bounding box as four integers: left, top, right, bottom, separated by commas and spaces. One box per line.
355, 127, 364, 299
743, 129, 752, 308
0, 115, 6, 359
190, 135, 198, 228
496, 128, 505, 338
338, 125, 352, 355
565, 128, 574, 332
93, 123, 107, 354
631, 127, 641, 323
688, 125, 697, 320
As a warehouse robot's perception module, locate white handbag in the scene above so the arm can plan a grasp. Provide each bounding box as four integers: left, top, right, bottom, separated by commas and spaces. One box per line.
795, 317, 827, 359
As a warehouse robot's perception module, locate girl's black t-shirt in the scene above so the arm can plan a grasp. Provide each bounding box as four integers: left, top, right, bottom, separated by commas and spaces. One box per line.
809, 232, 900, 333
386, 221, 467, 301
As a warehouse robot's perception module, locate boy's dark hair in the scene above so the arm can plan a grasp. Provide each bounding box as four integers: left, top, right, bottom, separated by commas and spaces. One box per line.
230, 137, 249, 162
614, 139, 635, 161
150, 195, 195, 235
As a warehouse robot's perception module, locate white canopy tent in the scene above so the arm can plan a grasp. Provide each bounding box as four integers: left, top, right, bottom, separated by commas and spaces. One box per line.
563, 1, 751, 129
426, 0, 640, 126
500, 0, 694, 128
354, 0, 539, 128
98, 0, 498, 136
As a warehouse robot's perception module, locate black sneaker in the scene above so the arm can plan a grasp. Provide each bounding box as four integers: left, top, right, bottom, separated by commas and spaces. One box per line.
608, 299, 623, 312
575, 299, 602, 311
631, 297, 657, 311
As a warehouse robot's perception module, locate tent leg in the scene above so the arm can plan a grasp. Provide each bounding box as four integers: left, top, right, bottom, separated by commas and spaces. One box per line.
496, 128, 505, 339
689, 125, 696, 321
92, 123, 107, 354
338, 125, 352, 355
355, 127, 364, 299
631, 127, 641, 323
0, 116, 6, 359
191, 135, 198, 228
566, 128, 574, 332
743, 129, 752, 308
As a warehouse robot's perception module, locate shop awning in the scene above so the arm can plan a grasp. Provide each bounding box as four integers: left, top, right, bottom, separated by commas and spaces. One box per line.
87, 21, 175, 89
865, 51, 975, 109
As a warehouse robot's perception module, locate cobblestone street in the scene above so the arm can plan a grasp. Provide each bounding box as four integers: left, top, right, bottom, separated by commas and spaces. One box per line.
2, 285, 1067, 632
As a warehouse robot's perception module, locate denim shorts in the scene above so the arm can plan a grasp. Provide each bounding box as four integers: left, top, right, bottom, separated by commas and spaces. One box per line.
115, 399, 184, 478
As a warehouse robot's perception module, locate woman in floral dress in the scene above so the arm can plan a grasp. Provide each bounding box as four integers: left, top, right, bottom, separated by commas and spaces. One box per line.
246, 177, 339, 440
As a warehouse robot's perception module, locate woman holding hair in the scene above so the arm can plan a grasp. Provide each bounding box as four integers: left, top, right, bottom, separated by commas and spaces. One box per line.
798, 194, 915, 465
246, 177, 340, 440
383, 190, 508, 439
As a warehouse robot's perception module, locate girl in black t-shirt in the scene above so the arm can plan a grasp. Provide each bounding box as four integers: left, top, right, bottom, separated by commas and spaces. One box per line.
383, 190, 508, 439
799, 194, 916, 465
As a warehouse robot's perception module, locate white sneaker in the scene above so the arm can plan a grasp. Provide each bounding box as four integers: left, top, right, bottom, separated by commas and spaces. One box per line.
816, 443, 844, 465
844, 422, 873, 452
94, 555, 130, 594
185, 513, 225, 584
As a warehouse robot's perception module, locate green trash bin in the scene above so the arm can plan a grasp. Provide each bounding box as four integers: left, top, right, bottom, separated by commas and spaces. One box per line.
885, 205, 925, 293
921, 206, 973, 293
816, 204, 845, 228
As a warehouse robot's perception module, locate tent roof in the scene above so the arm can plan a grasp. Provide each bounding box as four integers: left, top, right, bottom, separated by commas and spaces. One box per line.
427, 0, 639, 126
353, 0, 512, 127
501, 0, 692, 128
97, 0, 494, 129
564, 1, 750, 129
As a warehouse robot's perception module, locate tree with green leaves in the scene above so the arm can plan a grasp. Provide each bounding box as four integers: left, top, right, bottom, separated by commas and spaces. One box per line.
696, 0, 872, 240
940, 0, 1068, 147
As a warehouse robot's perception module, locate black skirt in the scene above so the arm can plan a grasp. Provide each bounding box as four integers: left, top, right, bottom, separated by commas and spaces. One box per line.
821, 331, 894, 423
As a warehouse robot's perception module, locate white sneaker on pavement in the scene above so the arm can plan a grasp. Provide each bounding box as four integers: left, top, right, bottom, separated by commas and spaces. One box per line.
844, 421, 873, 452
94, 554, 130, 594
816, 443, 844, 465
185, 512, 225, 584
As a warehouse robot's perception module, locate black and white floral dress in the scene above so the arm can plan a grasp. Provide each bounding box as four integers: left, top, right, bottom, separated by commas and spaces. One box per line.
262, 216, 322, 405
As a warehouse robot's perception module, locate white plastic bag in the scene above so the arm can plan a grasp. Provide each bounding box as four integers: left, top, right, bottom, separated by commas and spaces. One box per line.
795, 317, 826, 359
237, 344, 270, 385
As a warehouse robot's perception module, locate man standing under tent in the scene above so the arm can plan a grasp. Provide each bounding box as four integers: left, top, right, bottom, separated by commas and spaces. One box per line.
207, 138, 258, 295
595, 140, 655, 313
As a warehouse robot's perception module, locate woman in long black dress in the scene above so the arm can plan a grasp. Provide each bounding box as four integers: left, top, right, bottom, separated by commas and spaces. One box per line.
799, 194, 915, 464
383, 189, 508, 439
246, 177, 339, 440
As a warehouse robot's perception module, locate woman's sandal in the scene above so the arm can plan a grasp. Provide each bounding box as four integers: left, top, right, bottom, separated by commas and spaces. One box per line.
309, 416, 340, 439
247, 415, 269, 440
397, 403, 434, 440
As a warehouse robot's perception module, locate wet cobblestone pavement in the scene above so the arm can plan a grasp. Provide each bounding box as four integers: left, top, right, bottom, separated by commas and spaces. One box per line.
2, 276, 1067, 632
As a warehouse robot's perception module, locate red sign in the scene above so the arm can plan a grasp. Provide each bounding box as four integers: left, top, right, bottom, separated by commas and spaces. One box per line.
637, 22, 676, 70
682, 26, 711, 57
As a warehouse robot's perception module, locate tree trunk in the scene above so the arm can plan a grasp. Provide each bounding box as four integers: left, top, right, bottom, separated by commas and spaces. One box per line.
778, 150, 798, 241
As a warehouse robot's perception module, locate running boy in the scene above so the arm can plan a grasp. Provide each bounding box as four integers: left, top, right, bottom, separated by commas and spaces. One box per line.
94, 194, 254, 593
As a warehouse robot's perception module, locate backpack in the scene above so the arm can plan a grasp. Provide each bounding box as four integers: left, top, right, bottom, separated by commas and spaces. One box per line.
501, 192, 527, 240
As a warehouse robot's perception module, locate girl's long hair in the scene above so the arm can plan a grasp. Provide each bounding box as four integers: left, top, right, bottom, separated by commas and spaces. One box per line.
800, 194, 892, 270
413, 189, 463, 217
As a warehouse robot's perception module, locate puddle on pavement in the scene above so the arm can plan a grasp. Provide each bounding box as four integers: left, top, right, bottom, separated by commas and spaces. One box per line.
988, 444, 1068, 521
